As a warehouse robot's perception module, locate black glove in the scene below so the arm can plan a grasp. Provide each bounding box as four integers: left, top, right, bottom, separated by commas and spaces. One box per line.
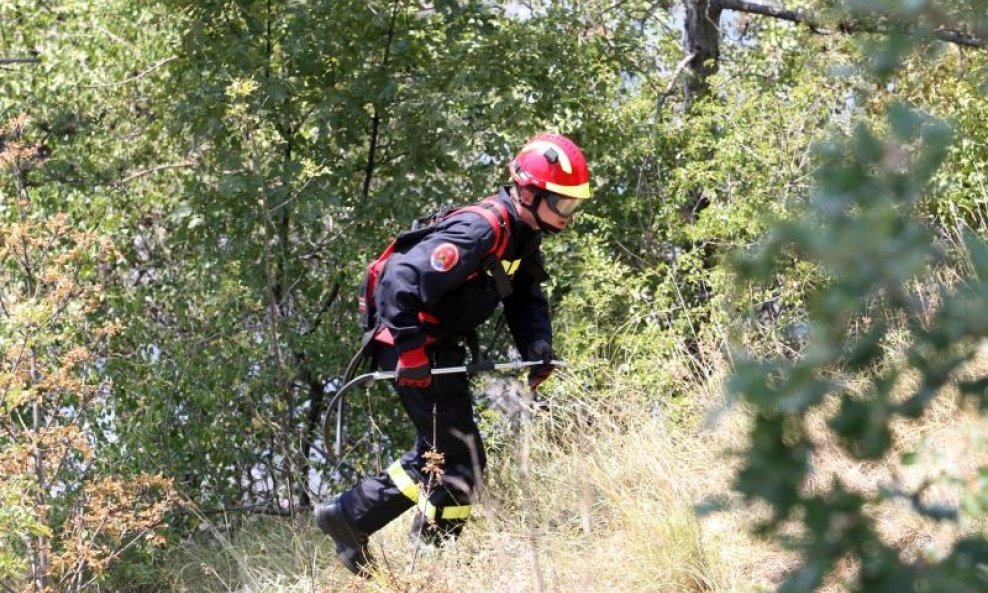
526, 339, 555, 390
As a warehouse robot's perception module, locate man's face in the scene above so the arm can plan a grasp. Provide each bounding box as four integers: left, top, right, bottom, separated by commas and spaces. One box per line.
535, 197, 571, 231
518, 186, 575, 233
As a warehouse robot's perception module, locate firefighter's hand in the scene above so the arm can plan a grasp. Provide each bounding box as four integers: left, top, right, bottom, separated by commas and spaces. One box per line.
526, 339, 555, 391
397, 346, 432, 388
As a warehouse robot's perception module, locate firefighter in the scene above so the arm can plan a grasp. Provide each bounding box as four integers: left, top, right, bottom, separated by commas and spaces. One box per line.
315, 133, 591, 576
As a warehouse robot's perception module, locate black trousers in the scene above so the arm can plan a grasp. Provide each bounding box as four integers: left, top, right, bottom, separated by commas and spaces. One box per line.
338, 339, 487, 536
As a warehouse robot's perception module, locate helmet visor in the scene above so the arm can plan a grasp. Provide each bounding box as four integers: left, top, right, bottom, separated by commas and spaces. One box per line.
544, 192, 582, 218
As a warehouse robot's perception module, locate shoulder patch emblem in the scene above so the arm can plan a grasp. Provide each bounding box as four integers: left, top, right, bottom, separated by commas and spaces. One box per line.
430, 243, 460, 272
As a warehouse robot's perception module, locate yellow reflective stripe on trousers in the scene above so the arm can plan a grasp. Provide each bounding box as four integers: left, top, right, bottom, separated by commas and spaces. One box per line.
419, 500, 472, 520
389, 460, 472, 520
387, 460, 420, 503
439, 504, 472, 520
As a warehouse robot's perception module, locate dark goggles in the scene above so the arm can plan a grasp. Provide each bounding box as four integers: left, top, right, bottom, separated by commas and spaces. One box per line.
543, 192, 582, 218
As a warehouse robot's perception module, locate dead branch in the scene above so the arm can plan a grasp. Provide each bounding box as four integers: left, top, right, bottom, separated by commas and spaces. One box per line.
719, 0, 986, 49
83, 56, 177, 89
117, 160, 195, 185
0, 56, 40, 64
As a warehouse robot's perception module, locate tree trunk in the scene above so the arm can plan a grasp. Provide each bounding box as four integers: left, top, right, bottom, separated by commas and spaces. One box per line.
31, 354, 50, 592
683, 0, 723, 108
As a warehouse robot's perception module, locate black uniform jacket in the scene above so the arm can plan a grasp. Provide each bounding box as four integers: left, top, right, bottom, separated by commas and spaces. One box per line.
375, 186, 552, 357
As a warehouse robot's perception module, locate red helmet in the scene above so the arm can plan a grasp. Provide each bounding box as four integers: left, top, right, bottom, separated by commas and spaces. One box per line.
509, 133, 591, 202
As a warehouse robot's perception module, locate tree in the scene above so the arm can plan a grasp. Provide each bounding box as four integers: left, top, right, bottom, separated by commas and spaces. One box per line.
728, 2, 988, 591
0, 115, 178, 593
684, 0, 723, 108
94, 0, 652, 517
681, 0, 987, 105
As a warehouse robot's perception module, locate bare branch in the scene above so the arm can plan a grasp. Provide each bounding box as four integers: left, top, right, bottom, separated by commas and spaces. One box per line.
596, 0, 635, 19
657, 52, 696, 113
362, 0, 403, 202
719, 0, 987, 49
719, 0, 818, 26
302, 282, 340, 337
116, 160, 195, 185
0, 56, 40, 64
83, 56, 177, 89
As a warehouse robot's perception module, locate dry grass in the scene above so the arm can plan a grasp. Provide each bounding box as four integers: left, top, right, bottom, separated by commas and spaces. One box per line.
162, 348, 988, 593
806, 368, 988, 568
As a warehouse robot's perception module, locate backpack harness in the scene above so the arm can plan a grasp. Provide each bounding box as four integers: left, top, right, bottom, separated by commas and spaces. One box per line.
357, 196, 514, 334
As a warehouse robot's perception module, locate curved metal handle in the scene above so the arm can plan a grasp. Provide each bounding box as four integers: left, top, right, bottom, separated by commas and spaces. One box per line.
321, 359, 566, 459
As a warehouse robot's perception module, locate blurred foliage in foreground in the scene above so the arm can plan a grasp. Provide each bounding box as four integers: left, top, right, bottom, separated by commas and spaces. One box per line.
727, 2, 988, 592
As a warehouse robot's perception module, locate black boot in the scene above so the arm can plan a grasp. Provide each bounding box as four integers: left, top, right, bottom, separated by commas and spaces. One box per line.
315, 500, 374, 576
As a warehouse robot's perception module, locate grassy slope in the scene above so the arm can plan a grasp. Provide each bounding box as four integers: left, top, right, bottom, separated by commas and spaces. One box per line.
161, 348, 988, 593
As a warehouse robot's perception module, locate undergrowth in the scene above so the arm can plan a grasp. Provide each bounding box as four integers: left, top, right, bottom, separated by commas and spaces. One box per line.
161, 326, 988, 593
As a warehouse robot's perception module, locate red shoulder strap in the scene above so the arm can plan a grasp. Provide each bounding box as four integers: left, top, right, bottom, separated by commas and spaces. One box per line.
451, 197, 512, 259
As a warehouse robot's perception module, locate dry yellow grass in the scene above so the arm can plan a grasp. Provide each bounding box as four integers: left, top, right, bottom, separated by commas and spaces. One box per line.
163, 352, 988, 593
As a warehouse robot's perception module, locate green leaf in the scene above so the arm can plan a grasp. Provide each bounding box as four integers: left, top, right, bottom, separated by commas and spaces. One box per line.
830, 392, 892, 460
963, 232, 988, 282
959, 377, 988, 411
900, 451, 919, 465
887, 102, 923, 141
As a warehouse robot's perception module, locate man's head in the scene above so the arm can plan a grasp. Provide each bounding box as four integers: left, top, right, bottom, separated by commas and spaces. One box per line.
508, 133, 591, 234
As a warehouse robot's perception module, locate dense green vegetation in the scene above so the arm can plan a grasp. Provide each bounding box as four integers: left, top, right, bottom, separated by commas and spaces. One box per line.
2, 0, 988, 591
